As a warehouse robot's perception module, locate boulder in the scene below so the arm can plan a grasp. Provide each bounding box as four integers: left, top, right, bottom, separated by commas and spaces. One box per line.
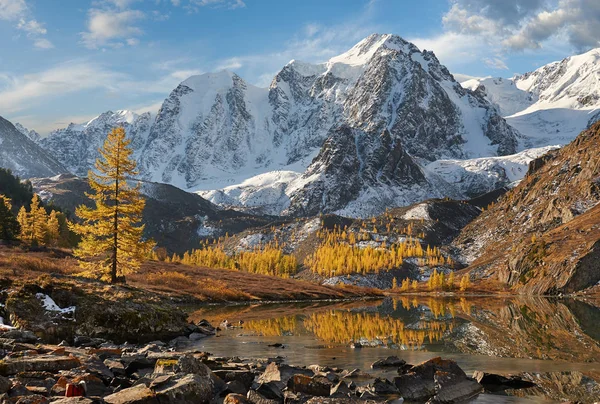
0, 375, 11, 393
0, 356, 80, 376
213, 369, 255, 389
13, 394, 49, 403
254, 382, 284, 401
431, 371, 483, 403
370, 377, 399, 395
153, 373, 215, 404
1, 330, 38, 344
50, 399, 95, 404
104, 384, 157, 404
258, 362, 312, 390
225, 393, 250, 404
246, 389, 281, 404
225, 380, 248, 395
287, 374, 331, 397
472, 371, 536, 391
371, 356, 406, 369
394, 371, 436, 401
329, 381, 352, 398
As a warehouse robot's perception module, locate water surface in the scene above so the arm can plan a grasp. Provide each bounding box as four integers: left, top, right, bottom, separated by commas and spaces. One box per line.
187, 297, 600, 403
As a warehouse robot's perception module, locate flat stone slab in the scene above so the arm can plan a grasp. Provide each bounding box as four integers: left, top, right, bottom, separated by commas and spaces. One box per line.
0, 355, 80, 376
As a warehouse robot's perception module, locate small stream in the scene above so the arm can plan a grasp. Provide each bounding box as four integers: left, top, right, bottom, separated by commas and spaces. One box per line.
184, 296, 600, 403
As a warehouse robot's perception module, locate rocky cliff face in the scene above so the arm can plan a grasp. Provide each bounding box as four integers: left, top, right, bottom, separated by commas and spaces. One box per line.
284, 126, 438, 217
454, 122, 600, 294
0, 116, 67, 179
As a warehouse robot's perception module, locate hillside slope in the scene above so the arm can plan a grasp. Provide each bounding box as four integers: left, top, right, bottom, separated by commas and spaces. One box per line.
0, 116, 68, 179
453, 122, 600, 294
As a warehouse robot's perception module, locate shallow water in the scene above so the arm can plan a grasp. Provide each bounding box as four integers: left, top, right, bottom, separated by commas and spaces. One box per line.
186, 296, 600, 403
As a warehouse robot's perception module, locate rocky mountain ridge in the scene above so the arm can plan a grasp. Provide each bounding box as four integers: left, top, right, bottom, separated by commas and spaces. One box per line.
35, 33, 521, 217
453, 122, 600, 294
462, 47, 600, 149
0, 116, 68, 179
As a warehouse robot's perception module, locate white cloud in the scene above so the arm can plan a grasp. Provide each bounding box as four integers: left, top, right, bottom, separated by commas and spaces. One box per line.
33, 37, 54, 49
186, 0, 246, 11
17, 18, 46, 35
0, 0, 26, 20
484, 57, 509, 70
0, 0, 53, 49
410, 32, 490, 67
0, 61, 126, 114
444, 0, 600, 51
81, 8, 145, 49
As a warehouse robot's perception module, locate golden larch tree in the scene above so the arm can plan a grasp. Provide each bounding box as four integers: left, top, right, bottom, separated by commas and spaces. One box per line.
71, 127, 154, 283
46, 210, 60, 245
17, 194, 47, 245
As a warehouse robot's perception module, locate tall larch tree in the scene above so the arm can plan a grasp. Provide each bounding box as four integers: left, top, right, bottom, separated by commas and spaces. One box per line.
71, 127, 154, 283
29, 194, 47, 245
46, 210, 60, 245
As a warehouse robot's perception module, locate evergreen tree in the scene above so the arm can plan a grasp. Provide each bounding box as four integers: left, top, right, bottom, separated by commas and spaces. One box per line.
71, 127, 154, 283
0, 195, 19, 241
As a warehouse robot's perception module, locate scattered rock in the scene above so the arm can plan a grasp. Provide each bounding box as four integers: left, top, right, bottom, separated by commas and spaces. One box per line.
287, 374, 331, 397
371, 356, 406, 369
104, 383, 156, 404
472, 371, 536, 391
0, 356, 80, 376
329, 381, 351, 398
247, 388, 281, 404
431, 371, 483, 403
225, 393, 249, 404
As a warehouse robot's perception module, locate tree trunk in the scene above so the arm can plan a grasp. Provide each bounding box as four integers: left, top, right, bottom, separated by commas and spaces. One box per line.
111, 147, 120, 284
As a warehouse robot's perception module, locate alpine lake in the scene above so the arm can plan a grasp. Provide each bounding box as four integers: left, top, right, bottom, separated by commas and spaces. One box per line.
186, 296, 600, 403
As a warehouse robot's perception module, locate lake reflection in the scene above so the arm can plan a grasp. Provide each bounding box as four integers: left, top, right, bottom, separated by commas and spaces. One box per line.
188, 297, 600, 403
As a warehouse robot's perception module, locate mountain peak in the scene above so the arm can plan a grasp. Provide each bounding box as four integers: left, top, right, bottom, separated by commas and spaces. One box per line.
181, 70, 237, 90
328, 33, 412, 67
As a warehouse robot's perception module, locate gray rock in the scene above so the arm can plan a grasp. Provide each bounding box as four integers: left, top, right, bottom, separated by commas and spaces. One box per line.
225, 393, 250, 404
371, 356, 406, 369
247, 388, 281, 404
0, 355, 80, 376
430, 371, 483, 403
287, 374, 331, 397
104, 383, 157, 404
0, 375, 11, 394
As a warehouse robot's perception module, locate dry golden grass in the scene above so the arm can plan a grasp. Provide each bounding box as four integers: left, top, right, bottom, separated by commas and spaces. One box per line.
0, 246, 381, 302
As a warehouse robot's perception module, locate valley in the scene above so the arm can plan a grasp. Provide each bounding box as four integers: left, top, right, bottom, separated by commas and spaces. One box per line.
2, 25, 600, 403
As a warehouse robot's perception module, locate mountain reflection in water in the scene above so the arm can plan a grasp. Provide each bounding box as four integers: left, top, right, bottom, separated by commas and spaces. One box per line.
188, 297, 600, 403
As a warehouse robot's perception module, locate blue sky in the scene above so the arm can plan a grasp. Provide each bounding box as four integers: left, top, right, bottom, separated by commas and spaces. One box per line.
0, 0, 597, 134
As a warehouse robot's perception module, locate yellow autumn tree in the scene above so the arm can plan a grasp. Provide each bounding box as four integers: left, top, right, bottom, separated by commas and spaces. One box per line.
70, 127, 154, 283
46, 210, 60, 245
17, 194, 47, 245
459, 274, 471, 292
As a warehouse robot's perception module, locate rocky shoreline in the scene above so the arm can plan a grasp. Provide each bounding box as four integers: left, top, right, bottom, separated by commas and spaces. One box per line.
0, 324, 547, 404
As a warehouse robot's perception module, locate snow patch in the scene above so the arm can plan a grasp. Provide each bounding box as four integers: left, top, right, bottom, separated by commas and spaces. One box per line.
36, 293, 75, 315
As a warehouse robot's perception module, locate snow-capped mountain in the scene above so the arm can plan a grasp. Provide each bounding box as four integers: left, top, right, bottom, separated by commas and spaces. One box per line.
41, 110, 152, 177
139, 34, 518, 191
0, 116, 67, 179
14, 123, 41, 143
200, 143, 555, 216
39, 33, 521, 217
462, 48, 600, 148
